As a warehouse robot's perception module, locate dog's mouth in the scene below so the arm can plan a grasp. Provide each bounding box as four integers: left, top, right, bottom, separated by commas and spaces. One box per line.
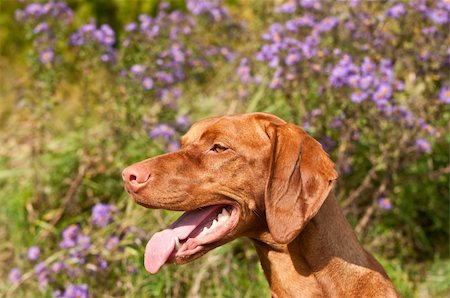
144, 204, 239, 274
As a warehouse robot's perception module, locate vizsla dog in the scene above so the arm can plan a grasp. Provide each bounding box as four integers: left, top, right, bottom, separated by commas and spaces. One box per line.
122, 113, 399, 297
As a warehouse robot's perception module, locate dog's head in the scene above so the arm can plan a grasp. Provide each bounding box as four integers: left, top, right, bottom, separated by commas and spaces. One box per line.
122, 113, 338, 273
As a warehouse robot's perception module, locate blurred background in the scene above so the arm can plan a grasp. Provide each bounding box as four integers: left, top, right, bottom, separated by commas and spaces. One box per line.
0, 0, 449, 297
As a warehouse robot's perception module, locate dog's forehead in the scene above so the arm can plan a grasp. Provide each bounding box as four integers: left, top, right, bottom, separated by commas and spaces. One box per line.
181, 113, 282, 146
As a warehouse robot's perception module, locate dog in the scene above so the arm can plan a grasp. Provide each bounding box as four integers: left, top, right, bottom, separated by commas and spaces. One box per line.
122, 113, 399, 297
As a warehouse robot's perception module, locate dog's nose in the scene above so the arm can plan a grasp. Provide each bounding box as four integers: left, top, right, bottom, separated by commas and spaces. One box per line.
122, 165, 151, 190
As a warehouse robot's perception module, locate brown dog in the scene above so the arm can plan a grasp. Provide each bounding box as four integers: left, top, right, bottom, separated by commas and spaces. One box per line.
122, 113, 399, 297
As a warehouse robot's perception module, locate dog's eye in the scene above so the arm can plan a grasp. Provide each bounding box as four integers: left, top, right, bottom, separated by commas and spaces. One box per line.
210, 144, 228, 153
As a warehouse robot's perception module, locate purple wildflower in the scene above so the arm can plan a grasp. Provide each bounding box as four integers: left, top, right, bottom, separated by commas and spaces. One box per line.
276, 0, 297, 14
60, 224, 80, 248
349, 0, 360, 7
269, 68, 283, 89
296, 15, 316, 27
130, 64, 145, 76
51, 261, 66, 274
373, 84, 392, 102
34, 262, 49, 287
378, 197, 393, 210
125, 22, 137, 32
359, 75, 373, 90
24, 3, 44, 17
100, 53, 114, 63
28, 246, 40, 260
98, 258, 108, 270
300, 0, 321, 10
347, 75, 360, 88
8, 268, 21, 284
187, 0, 228, 22
439, 86, 450, 103
61, 284, 89, 298
422, 26, 436, 34
439, 0, 450, 10
155, 71, 174, 84
237, 58, 253, 83
99, 24, 115, 45
149, 124, 175, 140
285, 51, 301, 65
387, 4, 406, 18
330, 118, 343, 129
416, 138, 431, 153
351, 89, 368, 103
311, 108, 322, 117
316, 17, 338, 32
92, 203, 114, 228
263, 23, 284, 43
33, 22, 49, 34
421, 123, 436, 136
40, 49, 54, 64
142, 77, 154, 90
361, 57, 376, 74
329, 65, 349, 87
105, 236, 120, 250
428, 9, 448, 24
76, 234, 91, 250
176, 115, 191, 130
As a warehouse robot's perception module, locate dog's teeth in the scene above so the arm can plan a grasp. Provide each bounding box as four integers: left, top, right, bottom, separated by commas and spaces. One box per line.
222, 208, 230, 217
199, 226, 209, 236
174, 237, 181, 249
218, 208, 230, 222
218, 213, 228, 222
211, 219, 218, 229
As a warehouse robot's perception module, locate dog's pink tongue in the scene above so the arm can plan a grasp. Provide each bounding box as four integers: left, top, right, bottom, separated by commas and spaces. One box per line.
144, 206, 223, 274
145, 230, 176, 274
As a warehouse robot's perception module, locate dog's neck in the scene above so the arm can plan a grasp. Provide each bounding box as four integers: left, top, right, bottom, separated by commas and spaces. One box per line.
250, 193, 391, 297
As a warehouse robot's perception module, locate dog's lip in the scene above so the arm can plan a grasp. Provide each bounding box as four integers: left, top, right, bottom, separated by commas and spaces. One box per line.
168, 203, 241, 263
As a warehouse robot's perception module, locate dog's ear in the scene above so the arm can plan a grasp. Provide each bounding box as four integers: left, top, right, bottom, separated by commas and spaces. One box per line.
264, 123, 338, 244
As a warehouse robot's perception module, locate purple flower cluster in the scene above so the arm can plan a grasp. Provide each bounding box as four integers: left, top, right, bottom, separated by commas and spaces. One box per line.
439, 86, 450, 104
276, 0, 323, 13
329, 55, 402, 110
414, 0, 450, 24
122, 5, 196, 100
60, 224, 81, 248
8, 202, 124, 293
186, 0, 229, 22
147, 114, 192, 152
91, 203, 115, 228
69, 22, 116, 63
8, 268, 21, 284
105, 236, 120, 250
236, 58, 261, 85
386, 4, 406, 19
28, 246, 41, 260
54, 284, 89, 298
378, 197, 393, 210
122, 1, 236, 109
15, 2, 74, 66
34, 262, 50, 288
149, 124, 176, 141
416, 138, 432, 153
15, 2, 73, 24
256, 7, 338, 89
